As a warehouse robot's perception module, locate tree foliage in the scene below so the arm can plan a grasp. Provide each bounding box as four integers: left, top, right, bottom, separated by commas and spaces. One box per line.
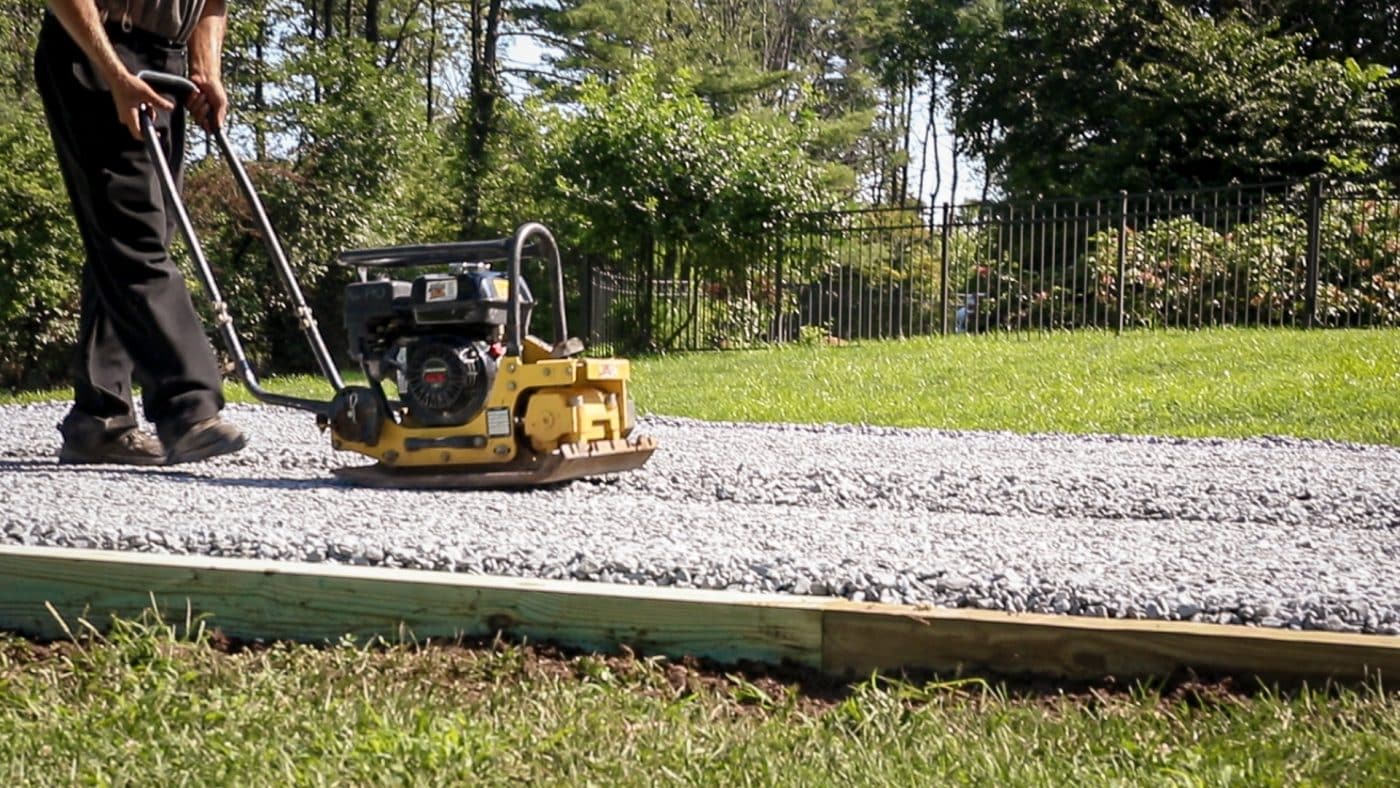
917, 0, 1394, 198
0, 0, 1397, 384
533, 66, 838, 275
520, 0, 898, 197
0, 97, 81, 387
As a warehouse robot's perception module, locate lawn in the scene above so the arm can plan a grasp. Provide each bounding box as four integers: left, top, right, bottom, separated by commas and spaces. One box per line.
5, 327, 1395, 443
633, 328, 1400, 445
1, 615, 1396, 785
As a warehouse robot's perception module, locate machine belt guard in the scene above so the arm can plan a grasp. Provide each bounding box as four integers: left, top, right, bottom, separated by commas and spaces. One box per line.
330, 435, 657, 490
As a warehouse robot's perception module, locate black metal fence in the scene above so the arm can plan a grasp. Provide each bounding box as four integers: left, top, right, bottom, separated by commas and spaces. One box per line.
579, 178, 1400, 353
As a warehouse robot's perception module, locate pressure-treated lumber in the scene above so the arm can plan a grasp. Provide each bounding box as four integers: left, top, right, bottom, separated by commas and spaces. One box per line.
1, 545, 1397, 683
821, 606, 1398, 682
0, 546, 820, 667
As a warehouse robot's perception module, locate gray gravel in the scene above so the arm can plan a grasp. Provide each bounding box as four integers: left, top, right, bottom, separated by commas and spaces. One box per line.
2, 401, 1397, 635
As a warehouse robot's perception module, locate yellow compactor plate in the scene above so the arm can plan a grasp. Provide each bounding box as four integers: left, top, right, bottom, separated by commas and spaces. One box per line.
330, 435, 657, 490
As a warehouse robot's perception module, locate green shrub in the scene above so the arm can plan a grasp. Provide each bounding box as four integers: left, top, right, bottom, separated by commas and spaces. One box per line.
1083, 216, 1241, 330
534, 64, 837, 280
1079, 190, 1399, 329
1315, 193, 1400, 326
0, 98, 81, 389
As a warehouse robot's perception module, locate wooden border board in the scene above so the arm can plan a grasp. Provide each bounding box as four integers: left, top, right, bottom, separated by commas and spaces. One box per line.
1, 545, 1397, 683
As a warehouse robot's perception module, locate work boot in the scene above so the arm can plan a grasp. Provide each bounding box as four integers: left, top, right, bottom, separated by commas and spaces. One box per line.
163, 417, 247, 466
57, 424, 165, 466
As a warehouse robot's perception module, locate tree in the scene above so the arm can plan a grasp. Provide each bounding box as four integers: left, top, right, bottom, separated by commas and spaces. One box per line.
535, 65, 839, 265
1114, 9, 1392, 184
0, 0, 45, 98
462, 0, 505, 234
929, 0, 1393, 197
1176, 0, 1400, 176
522, 65, 843, 347
520, 0, 893, 199
0, 97, 82, 388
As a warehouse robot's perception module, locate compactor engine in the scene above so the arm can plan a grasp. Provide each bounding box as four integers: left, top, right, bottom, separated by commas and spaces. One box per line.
344, 266, 533, 428
319, 230, 654, 489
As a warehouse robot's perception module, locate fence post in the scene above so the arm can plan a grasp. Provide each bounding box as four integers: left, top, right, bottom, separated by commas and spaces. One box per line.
640, 231, 655, 350
774, 230, 785, 343
582, 253, 594, 346
1304, 175, 1323, 329
939, 202, 952, 336
1116, 191, 1128, 335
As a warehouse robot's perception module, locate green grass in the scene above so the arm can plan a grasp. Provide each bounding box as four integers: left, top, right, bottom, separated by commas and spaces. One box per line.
6, 328, 1397, 443
634, 328, 1400, 444
1, 615, 1397, 785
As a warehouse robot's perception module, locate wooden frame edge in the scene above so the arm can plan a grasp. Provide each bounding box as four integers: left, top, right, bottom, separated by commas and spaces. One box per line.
1, 545, 1396, 683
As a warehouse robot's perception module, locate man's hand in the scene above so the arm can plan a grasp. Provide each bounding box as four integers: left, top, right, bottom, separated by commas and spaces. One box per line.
111, 72, 175, 140
188, 0, 228, 134
187, 75, 227, 133
46, 0, 172, 140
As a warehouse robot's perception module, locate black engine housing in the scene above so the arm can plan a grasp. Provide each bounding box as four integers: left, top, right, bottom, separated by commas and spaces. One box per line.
402, 337, 497, 426
342, 267, 532, 427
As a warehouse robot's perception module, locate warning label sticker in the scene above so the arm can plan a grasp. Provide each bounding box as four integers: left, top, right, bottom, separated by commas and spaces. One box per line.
425, 279, 458, 302
486, 408, 512, 437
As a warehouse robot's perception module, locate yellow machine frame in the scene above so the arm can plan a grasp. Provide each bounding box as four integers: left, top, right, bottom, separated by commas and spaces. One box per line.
331, 339, 637, 469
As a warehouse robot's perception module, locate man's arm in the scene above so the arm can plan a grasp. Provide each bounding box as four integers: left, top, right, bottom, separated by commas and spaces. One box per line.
45, 0, 175, 139
186, 0, 227, 133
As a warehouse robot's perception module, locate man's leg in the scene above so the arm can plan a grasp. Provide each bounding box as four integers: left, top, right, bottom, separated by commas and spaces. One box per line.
36, 27, 158, 463
66, 265, 140, 428
55, 274, 168, 464
137, 37, 247, 465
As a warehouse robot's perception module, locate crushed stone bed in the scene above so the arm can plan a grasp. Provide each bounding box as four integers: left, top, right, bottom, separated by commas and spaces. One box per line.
2, 402, 1397, 635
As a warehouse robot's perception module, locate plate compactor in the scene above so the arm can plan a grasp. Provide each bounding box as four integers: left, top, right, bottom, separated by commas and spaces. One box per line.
137, 71, 655, 488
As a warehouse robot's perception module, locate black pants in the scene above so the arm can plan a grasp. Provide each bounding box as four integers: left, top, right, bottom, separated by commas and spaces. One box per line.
34, 15, 222, 442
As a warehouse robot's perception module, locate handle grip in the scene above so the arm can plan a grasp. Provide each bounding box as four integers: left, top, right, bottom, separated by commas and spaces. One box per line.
135, 70, 198, 100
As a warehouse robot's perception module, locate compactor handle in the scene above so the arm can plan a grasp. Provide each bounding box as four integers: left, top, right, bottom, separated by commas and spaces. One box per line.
505, 223, 567, 358
136, 70, 199, 101
134, 69, 345, 414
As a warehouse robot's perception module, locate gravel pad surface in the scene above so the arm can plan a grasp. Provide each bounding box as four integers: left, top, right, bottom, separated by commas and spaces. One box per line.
2, 402, 1398, 634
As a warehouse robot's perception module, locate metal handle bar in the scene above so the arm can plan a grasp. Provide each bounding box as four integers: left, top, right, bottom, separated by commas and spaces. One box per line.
136, 72, 345, 415
135, 70, 198, 100
343, 228, 566, 358
504, 223, 567, 357
336, 239, 515, 270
